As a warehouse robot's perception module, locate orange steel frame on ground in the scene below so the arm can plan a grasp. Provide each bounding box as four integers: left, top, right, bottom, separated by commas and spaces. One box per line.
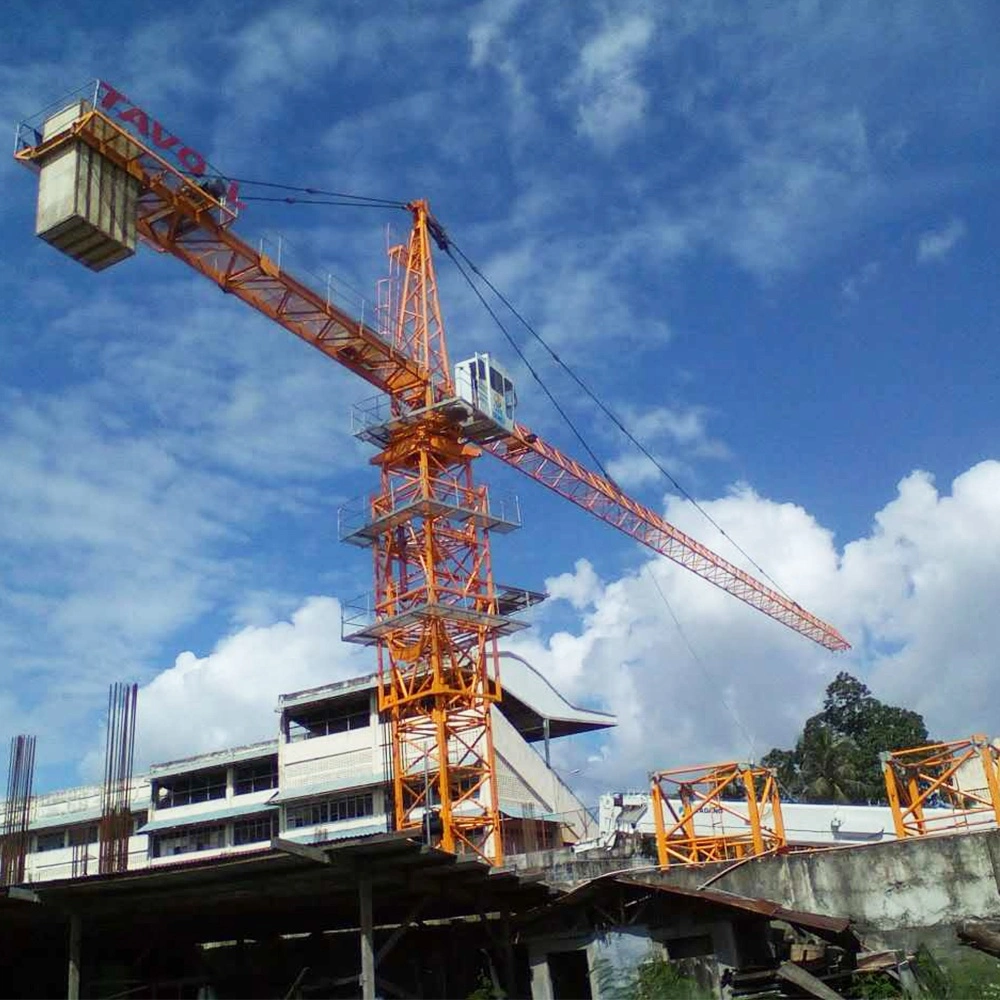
882, 735, 1000, 839
15, 96, 852, 865
650, 762, 786, 867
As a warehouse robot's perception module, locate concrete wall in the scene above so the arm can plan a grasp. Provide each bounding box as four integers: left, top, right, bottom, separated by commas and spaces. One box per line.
626, 829, 1000, 949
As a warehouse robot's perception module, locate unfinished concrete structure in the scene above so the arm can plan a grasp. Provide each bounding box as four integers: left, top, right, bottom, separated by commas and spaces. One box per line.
13, 657, 611, 886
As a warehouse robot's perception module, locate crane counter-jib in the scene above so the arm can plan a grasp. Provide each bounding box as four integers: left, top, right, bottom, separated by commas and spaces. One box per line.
14, 97, 429, 402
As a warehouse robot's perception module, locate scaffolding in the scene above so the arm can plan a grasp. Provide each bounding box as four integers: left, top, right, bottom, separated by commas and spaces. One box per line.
882, 735, 1000, 839
650, 761, 786, 867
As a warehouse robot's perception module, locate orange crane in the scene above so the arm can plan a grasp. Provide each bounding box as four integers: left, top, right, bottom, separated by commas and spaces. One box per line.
14, 84, 849, 865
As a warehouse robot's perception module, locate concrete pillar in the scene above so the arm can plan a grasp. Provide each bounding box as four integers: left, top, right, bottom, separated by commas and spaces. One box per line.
67, 912, 82, 1000
359, 873, 375, 1000
528, 946, 554, 1000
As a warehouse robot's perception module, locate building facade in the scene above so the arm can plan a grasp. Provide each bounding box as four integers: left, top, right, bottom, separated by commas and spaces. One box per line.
15, 658, 613, 883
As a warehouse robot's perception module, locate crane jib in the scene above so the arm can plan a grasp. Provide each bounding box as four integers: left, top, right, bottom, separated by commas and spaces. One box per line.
96, 81, 244, 210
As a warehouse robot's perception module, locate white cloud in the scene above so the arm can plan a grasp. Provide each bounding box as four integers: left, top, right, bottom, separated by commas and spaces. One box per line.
841, 260, 881, 301
66, 458, 1000, 803
605, 404, 728, 490
508, 462, 1000, 796
917, 217, 967, 263
224, 6, 342, 93
133, 597, 368, 769
547, 558, 603, 610
569, 14, 655, 149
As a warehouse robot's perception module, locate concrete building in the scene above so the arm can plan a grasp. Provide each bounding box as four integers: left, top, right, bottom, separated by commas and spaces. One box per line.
16, 657, 614, 883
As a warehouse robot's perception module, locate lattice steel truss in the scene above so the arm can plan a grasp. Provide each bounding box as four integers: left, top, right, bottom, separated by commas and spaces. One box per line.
882, 735, 1000, 839
650, 761, 786, 867
347, 205, 531, 862
14, 88, 853, 867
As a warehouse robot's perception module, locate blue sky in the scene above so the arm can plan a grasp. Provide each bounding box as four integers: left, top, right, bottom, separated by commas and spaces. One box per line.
1, 0, 998, 798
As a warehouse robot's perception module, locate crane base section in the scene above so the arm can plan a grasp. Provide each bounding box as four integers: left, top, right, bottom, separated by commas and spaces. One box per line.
34, 101, 139, 272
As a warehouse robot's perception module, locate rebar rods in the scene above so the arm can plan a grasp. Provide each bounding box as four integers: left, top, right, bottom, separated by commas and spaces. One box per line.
98, 682, 138, 874
1, 735, 36, 885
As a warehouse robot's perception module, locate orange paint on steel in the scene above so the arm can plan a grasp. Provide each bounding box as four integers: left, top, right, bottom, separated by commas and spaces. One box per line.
650, 761, 786, 868
371, 205, 503, 862
881, 735, 1000, 839
389, 199, 452, 407
16, 100, 854, 865
486, 424, 850, 652
16, 110, 427, 402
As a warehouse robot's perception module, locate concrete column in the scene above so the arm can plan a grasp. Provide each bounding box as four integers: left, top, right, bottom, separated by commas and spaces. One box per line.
359, 873, 375, 1000
67, 912, 82, 1000
528, 947, 554, 1000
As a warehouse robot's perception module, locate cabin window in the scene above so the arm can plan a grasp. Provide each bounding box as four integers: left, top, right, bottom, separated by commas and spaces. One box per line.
286, 697, 370, 742
152, 823, 226, 858
35, 830, 67, 852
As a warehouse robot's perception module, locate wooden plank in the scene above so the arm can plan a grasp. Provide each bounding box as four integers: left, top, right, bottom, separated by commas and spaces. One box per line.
776, 961, 845, 1000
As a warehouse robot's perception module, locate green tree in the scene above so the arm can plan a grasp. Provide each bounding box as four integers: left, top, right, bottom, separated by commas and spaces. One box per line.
761, 673, 930, 805
796, 719, 863, 803
760, 747, 802, 799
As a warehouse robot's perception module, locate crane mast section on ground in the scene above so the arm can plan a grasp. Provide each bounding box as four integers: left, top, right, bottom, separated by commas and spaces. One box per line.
486, 425, 849, 652
14, 108, 428, 401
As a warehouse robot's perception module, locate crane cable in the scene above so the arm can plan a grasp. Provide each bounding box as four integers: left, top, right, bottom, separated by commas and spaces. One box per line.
198, 176, 776, 598
235, 186, 764, 760
201, 175, 407, 210
435, 226, 758, 762
442, 246, 616, 485
441, 235, 791, 602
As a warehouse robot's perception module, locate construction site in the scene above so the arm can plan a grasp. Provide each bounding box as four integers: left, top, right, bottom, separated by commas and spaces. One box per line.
3, 81, 1000, 999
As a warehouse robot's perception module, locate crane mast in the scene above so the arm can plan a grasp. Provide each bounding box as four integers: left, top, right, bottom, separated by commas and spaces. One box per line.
14, 88, 849, 866
340, 203, 531, 858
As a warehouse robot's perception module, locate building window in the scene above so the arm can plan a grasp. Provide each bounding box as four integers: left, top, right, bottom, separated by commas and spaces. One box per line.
152, 823, 226, 858
287, 697, 370, 742
234, 756, 278, 795
286, 792, 374, 829
35, 830, 67, 852
154, 768, 227, 809
233, 813, 278, 846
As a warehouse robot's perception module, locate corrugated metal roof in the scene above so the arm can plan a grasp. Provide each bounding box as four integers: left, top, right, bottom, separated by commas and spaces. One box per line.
280, 822, 387, 845
272, 773, 384, 803
614, 876, 852, 933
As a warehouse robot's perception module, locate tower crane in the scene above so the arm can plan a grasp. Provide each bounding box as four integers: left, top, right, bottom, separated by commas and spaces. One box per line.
14, 82, 849, 865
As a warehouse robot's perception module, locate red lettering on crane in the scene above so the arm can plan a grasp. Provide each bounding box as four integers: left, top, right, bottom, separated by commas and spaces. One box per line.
150, 122, 179, 151
118, 106, 150, 138
99, 85, 128, 113
96, 80, 241, 208
177, 147, 206, 175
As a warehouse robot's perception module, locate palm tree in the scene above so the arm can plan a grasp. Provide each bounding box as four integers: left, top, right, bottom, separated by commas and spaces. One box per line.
798, 721, 864, 803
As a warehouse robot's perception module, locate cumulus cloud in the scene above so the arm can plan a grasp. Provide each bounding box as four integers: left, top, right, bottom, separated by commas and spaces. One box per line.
917, 218, 967, 263
91, 459, 1000, 803
133, 597, 369, 769
508, 462, 1000, 796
